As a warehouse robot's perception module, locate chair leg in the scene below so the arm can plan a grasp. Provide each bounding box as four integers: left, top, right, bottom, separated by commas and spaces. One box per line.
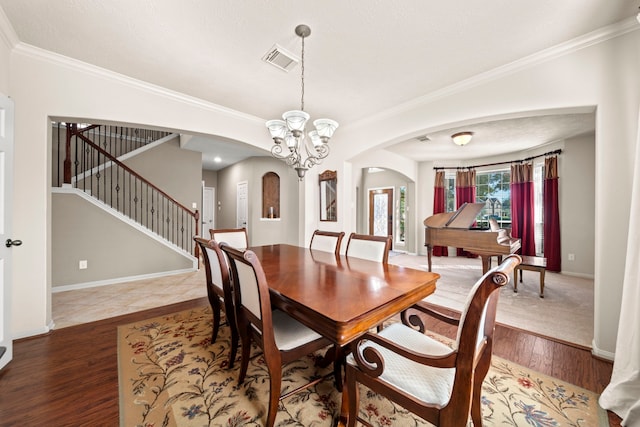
471, 353, 492, 426
210, 299, 221, 343
228, 321, 239, 369
224, 301, 239, 369
346, 366, 360, 427
265, 362, 282, 427
333, 345, 344, 392
237, 326, 252, 385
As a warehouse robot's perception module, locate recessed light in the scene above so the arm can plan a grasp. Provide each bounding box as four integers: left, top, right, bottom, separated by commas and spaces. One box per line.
214, 156, 221, 163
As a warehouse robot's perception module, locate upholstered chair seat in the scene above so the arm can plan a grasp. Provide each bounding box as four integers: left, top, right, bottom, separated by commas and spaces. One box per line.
271, 309, 325, 350
347, 322, 455, 407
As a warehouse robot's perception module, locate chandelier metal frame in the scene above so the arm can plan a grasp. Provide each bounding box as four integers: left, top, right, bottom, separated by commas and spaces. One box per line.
266, 24, 339, 179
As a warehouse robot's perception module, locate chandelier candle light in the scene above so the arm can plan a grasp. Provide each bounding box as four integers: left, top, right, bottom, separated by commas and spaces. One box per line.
266, 24, 339, 180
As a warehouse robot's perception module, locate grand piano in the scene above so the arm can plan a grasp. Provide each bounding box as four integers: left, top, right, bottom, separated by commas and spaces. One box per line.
424, 202, 521, 274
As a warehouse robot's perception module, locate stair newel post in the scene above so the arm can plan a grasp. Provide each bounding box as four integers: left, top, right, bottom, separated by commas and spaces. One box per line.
194, 209, 200, 261
63, 123, 76, 185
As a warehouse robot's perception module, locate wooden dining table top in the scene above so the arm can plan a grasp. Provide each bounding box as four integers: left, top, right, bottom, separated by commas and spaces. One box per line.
249, 244, 440, 346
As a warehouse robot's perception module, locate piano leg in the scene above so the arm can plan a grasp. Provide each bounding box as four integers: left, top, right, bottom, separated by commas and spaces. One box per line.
480, 255, 492, 274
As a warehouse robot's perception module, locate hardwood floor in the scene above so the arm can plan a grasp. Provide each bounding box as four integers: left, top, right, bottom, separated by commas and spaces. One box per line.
0, 298, 621, 426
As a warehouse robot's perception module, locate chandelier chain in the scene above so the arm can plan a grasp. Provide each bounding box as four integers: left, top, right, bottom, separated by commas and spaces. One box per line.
300, 34, 305, 111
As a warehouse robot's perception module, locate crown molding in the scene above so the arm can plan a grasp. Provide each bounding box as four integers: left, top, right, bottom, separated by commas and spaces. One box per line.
0, 7, 19, 51
12, 42, 265, 125
348, 16, 640, 131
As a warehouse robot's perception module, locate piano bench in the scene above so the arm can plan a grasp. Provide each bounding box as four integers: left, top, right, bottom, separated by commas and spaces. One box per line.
513, 255, 547, 298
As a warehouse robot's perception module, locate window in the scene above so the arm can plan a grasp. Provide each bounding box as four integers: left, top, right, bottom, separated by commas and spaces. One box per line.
445, 173, 456, 212
397, 186, 406, 244
442, 165, 545, 254
534, 163, 544, 255
475, 170, 511, 229
443, 169, 512, 229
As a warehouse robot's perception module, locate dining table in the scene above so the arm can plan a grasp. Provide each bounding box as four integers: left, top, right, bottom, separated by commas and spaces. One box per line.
249, 244, 440, 426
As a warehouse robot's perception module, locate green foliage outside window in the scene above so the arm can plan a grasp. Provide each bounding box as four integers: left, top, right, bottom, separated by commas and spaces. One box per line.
475, 170, 511, 228
444, 170, 512, 229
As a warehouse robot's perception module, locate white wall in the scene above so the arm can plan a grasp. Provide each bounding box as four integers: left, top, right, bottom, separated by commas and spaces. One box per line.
3, 21, 639, 361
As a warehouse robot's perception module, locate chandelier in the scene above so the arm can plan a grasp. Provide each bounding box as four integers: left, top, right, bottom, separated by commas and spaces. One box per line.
266, 24, 339, 180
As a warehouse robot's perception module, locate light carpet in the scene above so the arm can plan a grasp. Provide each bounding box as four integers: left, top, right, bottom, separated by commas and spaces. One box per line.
118, 307, 606, 426
388, 254, 594, 348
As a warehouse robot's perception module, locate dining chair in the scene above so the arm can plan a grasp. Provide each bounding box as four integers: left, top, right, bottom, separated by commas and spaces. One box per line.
220, 244, 334, 427
345, 254, 522, 427
309, 229, 345, 255
345, 233, 392, 264
194, 237, 239, 368
209, 227, 249, 250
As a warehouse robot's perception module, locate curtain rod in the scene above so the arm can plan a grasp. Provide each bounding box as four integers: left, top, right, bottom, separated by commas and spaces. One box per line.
433, 149, 562, 171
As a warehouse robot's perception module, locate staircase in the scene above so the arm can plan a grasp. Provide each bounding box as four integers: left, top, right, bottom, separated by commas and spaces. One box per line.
52, 122, 199, 256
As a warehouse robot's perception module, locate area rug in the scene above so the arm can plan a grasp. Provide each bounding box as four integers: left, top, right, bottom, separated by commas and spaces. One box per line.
118, 306, 607, 426
388, 254, 594, 348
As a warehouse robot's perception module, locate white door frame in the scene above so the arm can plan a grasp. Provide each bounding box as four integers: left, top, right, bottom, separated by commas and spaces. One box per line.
0, 95, 15, 370
237, 181, 248, 230
201, 185, 215, 237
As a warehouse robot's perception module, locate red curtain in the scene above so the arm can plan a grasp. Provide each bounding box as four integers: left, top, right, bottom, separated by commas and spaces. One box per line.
510, 163, 536, 256
455, 170, 477, 257
543, 156, 561, 271
432, 171, 448, 256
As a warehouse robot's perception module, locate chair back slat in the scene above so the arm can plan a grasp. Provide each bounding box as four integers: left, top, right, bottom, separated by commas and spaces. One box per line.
310, 230, 345, 255
204, 247, 225, 290
345, 233, 391, 264
210, 228, 249, 250
235, 258, 262, 320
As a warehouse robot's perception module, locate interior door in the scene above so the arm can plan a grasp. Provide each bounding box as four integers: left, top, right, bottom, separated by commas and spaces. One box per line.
369, 188, 393, 239
202, 186, 215, 237
237, 181, 248, 230
0, 95, 15, 370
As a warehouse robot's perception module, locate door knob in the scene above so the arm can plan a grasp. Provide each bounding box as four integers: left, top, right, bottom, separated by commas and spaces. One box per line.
5, 239, 22, 248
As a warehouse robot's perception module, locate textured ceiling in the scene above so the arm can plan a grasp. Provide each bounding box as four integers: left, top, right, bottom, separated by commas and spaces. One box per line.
0, 1, 635, 169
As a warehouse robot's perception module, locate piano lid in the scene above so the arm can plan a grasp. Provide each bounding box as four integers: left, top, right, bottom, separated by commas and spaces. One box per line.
424, 202, 485, 229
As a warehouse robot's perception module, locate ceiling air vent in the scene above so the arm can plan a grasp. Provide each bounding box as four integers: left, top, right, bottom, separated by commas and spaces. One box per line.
262, 44, 299, 72
417, 135, 431, 142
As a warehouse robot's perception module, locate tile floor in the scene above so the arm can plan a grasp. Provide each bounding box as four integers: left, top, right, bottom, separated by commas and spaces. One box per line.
52, 268, 207, 329
50, 253, 419, 329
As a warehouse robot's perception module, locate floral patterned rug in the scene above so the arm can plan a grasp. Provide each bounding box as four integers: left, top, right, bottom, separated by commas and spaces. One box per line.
118, 306, 607, 426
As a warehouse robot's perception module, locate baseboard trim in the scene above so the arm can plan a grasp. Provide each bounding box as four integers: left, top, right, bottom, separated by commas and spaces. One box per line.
52, 268, 197, 293
591, 340, 615, 361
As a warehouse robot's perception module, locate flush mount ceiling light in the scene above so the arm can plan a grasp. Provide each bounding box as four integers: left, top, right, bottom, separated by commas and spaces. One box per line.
266, 24, 339, 180
451, 131, 474, 146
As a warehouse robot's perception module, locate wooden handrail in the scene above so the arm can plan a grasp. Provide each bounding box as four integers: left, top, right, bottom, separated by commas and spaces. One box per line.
69, 125, 197, 221
65, 123, 200, 255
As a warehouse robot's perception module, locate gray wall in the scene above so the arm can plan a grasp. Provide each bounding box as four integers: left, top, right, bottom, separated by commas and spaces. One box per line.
561, 133, 595, 276
202, 169, 218, 189
124, 137, 202, 215
52, 193, 193, 287
216, 156, 300, 246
